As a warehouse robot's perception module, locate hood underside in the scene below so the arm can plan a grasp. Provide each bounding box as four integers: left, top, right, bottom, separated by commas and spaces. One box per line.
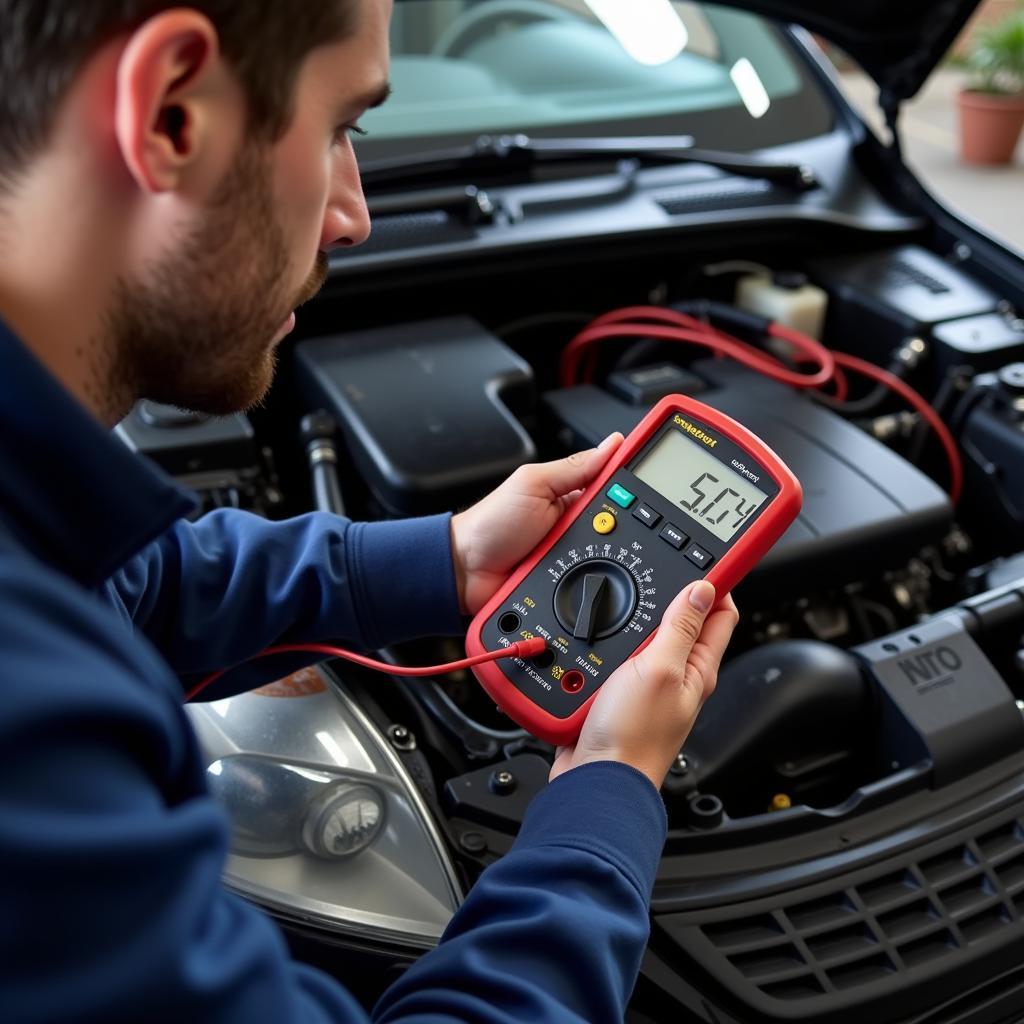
708, 0, 982, 107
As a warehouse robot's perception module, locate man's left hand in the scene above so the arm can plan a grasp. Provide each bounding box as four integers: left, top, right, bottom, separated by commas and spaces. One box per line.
450, 433, 624, 616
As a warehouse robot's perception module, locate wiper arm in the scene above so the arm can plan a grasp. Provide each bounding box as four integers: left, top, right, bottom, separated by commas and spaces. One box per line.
358, 133, 818, 192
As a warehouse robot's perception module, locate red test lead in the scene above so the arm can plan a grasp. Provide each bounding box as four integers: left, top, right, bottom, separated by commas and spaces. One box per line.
187, 636, 547, 702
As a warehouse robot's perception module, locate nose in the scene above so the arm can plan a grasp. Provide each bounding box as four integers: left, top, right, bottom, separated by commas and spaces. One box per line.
321, 144, 371, 250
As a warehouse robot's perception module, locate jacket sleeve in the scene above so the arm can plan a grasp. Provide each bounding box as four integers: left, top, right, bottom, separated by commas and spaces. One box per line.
106, 509, 464, 676
373, 761, 668, 1024
0, 564, 373, 1024
3, 563, 665, 1024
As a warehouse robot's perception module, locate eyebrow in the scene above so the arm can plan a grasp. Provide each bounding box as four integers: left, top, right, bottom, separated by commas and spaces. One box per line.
355, 81, 392, 112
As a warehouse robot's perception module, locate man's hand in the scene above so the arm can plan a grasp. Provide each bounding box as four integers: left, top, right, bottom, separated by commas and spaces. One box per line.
549, 581, 739, 790
450, 433, 624, 616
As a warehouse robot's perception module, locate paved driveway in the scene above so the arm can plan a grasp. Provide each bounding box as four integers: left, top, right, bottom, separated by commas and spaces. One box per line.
838, 69, 1024, 254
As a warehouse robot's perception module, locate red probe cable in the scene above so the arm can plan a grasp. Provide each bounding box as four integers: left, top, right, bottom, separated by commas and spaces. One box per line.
559, 305, 838, 393
561, 308, 961, 504
829, 350, 963, 505
186, 637, 548, 702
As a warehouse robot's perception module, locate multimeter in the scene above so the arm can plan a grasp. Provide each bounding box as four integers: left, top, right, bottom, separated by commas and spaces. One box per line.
466, 394, 802, 746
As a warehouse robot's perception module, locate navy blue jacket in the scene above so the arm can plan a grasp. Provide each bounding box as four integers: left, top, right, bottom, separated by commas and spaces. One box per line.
0, 321, 668, 1023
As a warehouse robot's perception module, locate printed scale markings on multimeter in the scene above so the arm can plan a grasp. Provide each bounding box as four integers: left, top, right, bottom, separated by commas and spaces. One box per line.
467, 394, 802, 747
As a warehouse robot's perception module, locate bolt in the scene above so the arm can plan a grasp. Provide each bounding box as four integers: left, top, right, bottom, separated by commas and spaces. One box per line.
670, 754, 690, 777
490, 769, 517, 795
459, 831, 487, 854
387, 724, 416, 752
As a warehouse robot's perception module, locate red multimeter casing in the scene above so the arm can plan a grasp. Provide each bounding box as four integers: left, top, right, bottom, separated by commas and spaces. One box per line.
465, 394, 802, 746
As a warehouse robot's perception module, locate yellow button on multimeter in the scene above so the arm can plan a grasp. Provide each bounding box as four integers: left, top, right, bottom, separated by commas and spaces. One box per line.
592, 512, 616, 534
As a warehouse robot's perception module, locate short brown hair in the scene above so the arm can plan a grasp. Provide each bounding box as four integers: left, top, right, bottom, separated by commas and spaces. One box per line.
0, 1, 357, 186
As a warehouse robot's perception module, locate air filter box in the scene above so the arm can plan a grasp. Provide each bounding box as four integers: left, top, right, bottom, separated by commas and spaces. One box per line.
296, 317, 536, 515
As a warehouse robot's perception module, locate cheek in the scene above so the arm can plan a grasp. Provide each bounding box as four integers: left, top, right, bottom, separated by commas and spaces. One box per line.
275, 144, 332, 257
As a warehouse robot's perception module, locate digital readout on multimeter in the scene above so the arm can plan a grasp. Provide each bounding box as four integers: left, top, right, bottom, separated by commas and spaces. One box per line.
631, 429, 769, 543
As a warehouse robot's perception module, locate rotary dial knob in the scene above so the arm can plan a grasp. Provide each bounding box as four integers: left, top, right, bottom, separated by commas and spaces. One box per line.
553, 560, 638, 644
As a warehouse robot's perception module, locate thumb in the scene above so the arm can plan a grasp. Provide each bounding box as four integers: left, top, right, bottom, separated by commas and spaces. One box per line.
536, 431, 624, 498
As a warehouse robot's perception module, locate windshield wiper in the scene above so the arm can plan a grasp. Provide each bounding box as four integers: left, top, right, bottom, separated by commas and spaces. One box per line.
358, 133, 818, 192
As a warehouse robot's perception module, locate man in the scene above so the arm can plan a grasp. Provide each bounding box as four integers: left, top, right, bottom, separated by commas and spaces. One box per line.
0, 1, 738, 1021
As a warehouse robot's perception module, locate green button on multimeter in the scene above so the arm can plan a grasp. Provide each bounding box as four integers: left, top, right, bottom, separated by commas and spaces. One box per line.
606, 483, 635, 508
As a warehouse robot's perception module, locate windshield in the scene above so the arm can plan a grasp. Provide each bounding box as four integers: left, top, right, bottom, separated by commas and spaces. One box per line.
356, 0, 833, 159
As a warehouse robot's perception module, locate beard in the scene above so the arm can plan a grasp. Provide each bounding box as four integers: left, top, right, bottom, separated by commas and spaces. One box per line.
106, 144, 328, 417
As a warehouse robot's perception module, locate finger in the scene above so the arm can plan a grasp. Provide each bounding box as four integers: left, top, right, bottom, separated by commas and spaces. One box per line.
631, 580, 716, 698
528, 432, 624, 499
556, 487, 586, 515
684, 597, 740, 704
549, 744, 576, 782
696, 595, 740, 664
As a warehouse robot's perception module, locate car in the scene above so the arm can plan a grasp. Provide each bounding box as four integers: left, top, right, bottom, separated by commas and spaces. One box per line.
120, 2, 1024, 1021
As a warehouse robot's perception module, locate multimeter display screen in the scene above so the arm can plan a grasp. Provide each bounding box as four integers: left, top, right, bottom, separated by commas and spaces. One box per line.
633, 427, 769, 542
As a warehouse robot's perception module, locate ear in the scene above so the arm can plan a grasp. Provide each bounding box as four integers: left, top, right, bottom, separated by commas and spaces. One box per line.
113, 10, 226, 194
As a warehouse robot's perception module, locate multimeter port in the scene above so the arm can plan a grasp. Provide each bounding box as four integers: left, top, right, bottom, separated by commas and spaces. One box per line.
497, 611, 522, 634
531, 647, 556, 670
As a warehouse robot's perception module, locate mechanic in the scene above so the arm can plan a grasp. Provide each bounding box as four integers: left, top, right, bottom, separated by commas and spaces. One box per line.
0, 1, 738, 1021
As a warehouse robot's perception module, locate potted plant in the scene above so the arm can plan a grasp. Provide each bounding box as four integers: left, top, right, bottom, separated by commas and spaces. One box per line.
958, 6, 1024, 164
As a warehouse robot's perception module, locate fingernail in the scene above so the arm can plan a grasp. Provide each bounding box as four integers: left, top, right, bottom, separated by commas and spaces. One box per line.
689, 581, 715, 613
598, 432, 620, 450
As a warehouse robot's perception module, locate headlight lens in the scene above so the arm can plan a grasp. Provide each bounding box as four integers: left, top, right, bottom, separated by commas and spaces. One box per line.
187, 667, 462, 948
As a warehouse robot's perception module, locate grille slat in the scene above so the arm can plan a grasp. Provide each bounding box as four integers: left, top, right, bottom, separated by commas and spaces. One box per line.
919, 846, 979, 888
728, 944, 806, 981
859, 869, 922, 912
960, 905, 1012, 945
677, 810, 1024, 1016
936, 873, 995, 917
805, 922, 878, 964
702, 913, 785, 951
876, 898, 941, 942
978, 820, 1024, 861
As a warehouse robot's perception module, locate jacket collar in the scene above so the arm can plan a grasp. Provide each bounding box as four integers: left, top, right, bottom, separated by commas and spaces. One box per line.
0, 319, 196, 586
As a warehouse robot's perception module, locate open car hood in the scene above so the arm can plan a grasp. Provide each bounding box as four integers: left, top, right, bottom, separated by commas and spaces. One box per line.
715, 0, 982, 108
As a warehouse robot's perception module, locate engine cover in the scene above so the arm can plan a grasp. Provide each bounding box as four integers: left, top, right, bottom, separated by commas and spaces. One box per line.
543, 359, 953, 591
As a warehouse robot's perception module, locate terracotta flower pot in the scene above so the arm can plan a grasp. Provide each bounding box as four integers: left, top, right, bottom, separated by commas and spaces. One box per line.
958, 89, 1024, 165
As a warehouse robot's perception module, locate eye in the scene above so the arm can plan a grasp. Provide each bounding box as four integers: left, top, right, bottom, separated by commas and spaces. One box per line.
334, 123, 369, 146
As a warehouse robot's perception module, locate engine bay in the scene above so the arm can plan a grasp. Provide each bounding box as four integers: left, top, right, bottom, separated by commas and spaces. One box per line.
168, 230, 1024, 1021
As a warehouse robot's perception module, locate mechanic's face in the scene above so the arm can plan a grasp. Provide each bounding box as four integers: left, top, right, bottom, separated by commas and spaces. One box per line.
112, 0, 391, 415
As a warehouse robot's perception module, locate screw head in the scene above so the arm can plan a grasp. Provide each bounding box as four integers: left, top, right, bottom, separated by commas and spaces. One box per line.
459, 831, 487, 854
670, 754, 690, 776
490, 769, 517, 794
387, 724, 416, 751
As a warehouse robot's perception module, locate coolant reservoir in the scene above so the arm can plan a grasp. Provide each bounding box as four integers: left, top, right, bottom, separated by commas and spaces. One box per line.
735, 271, 828, 340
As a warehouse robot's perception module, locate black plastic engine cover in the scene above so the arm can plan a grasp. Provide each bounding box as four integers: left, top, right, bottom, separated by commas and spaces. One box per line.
682, 640, 869, 789
296, 317, 536, 515
543, 359, 952, 591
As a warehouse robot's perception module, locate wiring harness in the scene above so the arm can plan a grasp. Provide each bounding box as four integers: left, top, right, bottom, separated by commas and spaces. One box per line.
559, 303, 962, 506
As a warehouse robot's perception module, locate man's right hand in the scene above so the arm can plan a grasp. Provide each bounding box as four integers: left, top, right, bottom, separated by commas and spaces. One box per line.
549, 580, 739, 790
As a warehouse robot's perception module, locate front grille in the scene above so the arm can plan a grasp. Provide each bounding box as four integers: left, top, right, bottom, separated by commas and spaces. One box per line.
657, 813, 1024, 1022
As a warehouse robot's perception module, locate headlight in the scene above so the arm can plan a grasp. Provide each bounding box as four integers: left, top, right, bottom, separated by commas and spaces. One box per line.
186, 667, 462, 949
